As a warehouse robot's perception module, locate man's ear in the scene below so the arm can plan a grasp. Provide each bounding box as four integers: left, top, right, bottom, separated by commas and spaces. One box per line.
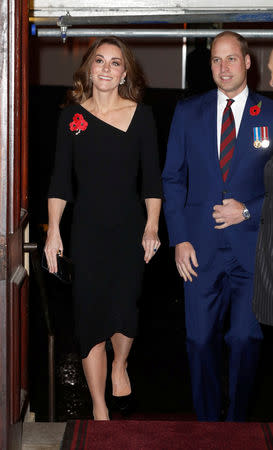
245, 54, 251, 70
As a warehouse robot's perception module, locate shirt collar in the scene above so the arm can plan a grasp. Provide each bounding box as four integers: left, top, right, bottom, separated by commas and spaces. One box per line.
217, 85, 249, 106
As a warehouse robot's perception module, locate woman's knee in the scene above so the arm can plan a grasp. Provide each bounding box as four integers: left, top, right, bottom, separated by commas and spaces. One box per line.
85, 341, 106, 360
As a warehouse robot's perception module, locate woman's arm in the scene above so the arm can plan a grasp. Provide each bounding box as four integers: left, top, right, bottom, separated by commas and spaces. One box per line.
44, 198, 67, 273
142, 198, 162, 263
138, 105, 163, 262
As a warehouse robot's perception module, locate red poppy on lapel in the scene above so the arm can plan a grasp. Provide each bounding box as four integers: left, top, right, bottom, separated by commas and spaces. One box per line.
250, 101, 262, 116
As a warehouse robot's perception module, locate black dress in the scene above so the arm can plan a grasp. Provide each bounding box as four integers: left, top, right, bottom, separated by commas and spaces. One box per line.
48, 103, 162, 358
253, 158, 273, 326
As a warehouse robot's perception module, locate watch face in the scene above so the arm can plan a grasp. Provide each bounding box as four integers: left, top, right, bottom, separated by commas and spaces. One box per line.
243, 208, 250, 219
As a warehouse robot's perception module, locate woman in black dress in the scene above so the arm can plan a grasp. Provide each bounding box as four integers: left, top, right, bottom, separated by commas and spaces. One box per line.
44, 37, 162, 420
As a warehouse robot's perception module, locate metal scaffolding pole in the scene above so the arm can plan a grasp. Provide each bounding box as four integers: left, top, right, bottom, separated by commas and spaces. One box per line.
34, 28, 273, 39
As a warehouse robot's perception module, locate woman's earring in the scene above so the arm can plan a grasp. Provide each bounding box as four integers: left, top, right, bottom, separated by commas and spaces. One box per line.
119, 78, 125, 85
89, 74, 93, 83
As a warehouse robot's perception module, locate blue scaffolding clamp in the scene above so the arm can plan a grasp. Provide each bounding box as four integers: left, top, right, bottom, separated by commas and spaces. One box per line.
31, 23, 36, 36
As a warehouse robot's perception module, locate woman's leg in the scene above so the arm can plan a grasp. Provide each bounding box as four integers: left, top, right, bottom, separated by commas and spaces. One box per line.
110, 333, 133, 396
82, 341, 109, 420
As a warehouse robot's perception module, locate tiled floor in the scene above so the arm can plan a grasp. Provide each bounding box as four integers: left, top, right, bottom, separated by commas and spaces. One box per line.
22, 422, 66, 450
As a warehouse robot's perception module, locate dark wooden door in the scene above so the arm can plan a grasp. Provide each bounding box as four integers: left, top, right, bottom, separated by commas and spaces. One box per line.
0, 0, 29, 449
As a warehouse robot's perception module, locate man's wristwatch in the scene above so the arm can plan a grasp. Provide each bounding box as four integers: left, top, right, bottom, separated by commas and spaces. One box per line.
242, 204, 250, 220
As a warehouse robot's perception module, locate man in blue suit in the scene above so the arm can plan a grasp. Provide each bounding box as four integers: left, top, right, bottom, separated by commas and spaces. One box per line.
162, 31, 273, 421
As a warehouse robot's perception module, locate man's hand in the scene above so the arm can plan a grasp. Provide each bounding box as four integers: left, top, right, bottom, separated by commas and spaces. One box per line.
212, 199, 245, 229
175, 242, 199, 282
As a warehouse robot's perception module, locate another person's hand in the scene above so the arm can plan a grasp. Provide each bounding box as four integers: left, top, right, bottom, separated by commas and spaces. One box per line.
142, 229, 161, 264
44, 229, 63, 273
213, 199, 245, 229
175, 242, 198, 282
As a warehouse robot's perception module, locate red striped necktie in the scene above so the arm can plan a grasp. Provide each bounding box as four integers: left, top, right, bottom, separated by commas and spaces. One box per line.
219, 99, 236, 182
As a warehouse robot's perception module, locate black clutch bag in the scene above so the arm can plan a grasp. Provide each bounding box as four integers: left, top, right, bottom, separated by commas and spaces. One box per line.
42, 251, 73, 284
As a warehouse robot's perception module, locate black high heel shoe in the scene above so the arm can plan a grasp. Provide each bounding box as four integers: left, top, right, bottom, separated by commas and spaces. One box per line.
112, 393, 134, 416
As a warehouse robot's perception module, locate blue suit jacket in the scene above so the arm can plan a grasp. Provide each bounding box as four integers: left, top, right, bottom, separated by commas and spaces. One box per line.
162, 89, 273, 273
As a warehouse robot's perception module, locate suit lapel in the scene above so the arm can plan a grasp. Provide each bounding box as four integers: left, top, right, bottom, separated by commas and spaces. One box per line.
202, 90, 225, 186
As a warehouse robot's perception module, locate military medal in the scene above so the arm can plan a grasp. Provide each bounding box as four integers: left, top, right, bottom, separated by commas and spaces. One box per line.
261, 126, 269, 148
253, 126, 270, 149
262, 140, 270, 148
253, 127, 262, 148
253, 139, 261, 148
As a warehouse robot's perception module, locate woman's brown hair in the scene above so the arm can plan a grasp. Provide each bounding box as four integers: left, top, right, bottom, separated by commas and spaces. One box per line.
66, 36, 145, 105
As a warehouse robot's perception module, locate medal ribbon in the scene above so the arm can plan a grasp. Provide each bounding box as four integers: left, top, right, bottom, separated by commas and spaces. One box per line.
261, 126, 269, 141
253, 127, 261, 143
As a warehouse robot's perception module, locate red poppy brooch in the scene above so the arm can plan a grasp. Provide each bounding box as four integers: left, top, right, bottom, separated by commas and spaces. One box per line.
69, 113, 88, 135
250, 101, 262, 116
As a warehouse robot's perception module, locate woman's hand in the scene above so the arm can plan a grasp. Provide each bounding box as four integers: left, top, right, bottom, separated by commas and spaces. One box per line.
142, 228, 161, 264
44, 228, 63, 273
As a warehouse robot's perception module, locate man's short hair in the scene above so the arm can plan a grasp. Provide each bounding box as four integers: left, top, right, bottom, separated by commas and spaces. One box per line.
211, 31, 249, 57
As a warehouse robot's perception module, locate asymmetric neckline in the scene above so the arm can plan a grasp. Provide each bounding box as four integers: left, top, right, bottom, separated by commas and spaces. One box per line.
78, 103, 139, 134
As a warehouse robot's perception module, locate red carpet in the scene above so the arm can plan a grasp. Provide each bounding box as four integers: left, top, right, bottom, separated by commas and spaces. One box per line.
61, 420, 273, 450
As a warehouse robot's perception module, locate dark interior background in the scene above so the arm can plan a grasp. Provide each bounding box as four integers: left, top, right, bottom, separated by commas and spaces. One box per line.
28, 46, 273, 421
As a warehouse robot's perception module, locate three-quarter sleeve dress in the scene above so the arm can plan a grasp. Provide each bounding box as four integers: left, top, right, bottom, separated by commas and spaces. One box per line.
48, 103, 162, 358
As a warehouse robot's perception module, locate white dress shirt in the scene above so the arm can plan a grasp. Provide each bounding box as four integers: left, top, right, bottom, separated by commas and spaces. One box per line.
217, 86, 249, 158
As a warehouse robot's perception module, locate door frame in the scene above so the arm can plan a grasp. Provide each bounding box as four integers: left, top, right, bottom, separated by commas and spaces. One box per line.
0, 0, 29, 448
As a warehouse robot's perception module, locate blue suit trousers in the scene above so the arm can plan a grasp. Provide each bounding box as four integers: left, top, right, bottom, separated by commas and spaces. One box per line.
184, 247, 263, 421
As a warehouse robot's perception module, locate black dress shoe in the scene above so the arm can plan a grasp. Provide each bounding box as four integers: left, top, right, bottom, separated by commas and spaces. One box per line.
112, 393, 134, 416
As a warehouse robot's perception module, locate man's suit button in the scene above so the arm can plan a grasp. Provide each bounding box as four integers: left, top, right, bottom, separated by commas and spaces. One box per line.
260, 218, 264, 224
